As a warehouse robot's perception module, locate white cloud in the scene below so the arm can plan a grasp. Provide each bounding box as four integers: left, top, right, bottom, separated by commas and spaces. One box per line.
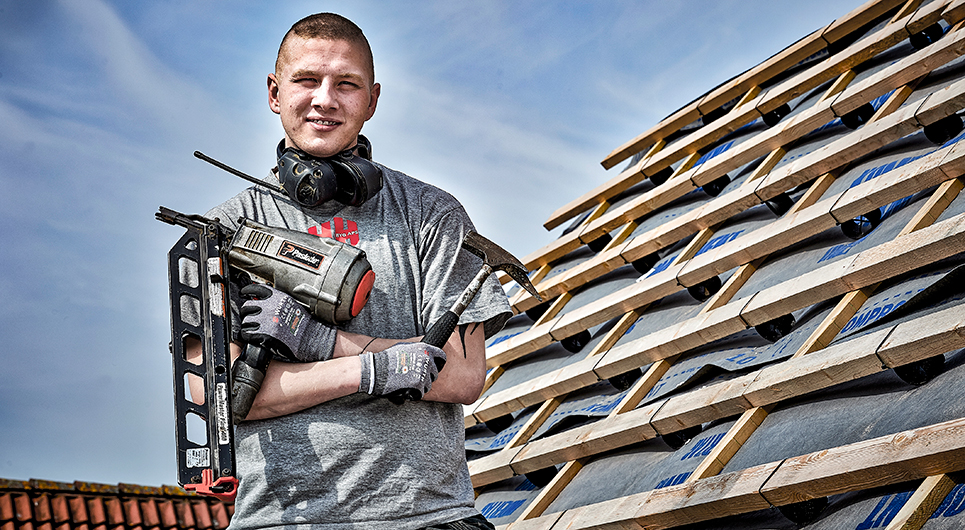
56, 0, 205, 131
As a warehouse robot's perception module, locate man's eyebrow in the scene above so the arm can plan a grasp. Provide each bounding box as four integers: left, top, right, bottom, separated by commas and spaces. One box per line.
289, 69, 318, 79
289, 69, 365, 82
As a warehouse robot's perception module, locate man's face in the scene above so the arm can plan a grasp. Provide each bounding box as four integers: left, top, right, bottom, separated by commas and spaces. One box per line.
268, 37, 380, 158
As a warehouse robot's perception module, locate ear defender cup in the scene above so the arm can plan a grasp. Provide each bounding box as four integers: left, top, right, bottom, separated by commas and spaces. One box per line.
276, 135, 384, 208
329, 155, 383, 207
277, 145, 340, 207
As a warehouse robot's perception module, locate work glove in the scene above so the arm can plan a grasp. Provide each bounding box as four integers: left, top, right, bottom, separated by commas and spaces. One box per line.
357, 342, 446, 399
239, 283, 338, 362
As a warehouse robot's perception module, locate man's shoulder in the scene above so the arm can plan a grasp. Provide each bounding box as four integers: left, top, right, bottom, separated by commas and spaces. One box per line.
377, 162, 462, 212
204, 182, 291, 231
205, 187, 255, 224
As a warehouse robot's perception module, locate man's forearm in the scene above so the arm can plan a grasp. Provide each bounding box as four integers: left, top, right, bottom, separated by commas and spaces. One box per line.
336, 326, 488, 405
422, 323, 487, 405
187, 338, 360, 420
187, 324, 486, 421
244, 345, 362, 420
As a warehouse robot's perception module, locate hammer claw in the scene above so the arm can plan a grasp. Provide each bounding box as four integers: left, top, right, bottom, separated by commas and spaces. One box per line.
462, 231, 542, 302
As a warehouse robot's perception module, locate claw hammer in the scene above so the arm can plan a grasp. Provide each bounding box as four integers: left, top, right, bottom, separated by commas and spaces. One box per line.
391, 231, 542, 402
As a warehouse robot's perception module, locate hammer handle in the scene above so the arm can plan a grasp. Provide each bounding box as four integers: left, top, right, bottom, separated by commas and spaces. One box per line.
387, 264, 494, 404
423, 310, 460, 348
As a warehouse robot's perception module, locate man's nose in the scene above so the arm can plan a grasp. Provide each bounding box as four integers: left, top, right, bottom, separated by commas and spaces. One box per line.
312, 81, 338, 109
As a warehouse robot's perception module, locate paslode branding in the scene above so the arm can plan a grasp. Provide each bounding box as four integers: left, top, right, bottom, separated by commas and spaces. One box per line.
278, 241, 323, 269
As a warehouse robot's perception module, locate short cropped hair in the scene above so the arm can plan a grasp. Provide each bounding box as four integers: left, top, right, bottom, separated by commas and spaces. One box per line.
276, 13, 375, 83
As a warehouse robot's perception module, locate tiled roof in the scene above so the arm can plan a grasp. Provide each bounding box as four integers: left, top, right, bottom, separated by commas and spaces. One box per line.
0, 479, 233, 530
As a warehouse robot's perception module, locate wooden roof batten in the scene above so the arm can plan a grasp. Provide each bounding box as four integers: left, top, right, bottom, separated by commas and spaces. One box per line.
539, 0, 948, 237
483, 256, 965, 527
488, 100, 965, 377
520, 417, 965, 530
478, 145, 965, 421
476, 156, 962, 429
522, 14, 965, 278
505, 33, 965, 384
471, 204, 965, 486
511, 20, 965, 312
474, 157, 963, 490
473, 3, 965, 528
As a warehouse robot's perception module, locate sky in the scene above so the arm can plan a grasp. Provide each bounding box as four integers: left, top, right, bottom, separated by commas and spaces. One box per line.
0, 0, 864, 487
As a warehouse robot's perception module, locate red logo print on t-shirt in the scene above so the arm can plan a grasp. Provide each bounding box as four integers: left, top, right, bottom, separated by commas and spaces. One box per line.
309, 217, 360, 246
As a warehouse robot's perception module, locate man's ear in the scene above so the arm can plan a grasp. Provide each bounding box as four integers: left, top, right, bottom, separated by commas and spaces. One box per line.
365, 82, 381, 121
267, 73, 281, 115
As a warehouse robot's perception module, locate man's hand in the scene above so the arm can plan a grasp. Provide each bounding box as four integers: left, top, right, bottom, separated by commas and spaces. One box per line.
240, 283, 338, 362
357, 343, 446, 399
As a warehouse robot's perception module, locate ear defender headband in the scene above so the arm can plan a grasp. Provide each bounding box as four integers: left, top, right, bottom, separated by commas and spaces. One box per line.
276, 135, 383, 208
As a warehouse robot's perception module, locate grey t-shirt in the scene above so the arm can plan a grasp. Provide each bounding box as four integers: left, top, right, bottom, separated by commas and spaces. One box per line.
208, 163, 511, 530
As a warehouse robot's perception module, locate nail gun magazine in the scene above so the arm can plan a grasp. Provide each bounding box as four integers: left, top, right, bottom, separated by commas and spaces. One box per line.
156, 208, 238, 500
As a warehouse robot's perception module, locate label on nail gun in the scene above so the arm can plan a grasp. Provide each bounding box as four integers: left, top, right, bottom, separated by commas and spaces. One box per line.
216, 382, 231, 445
207, 258, 224, 316
186, 448, 210, 468
278, 241, 323, 270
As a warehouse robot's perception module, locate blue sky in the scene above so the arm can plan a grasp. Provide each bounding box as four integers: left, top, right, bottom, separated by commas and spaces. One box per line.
0, 0, 861, 487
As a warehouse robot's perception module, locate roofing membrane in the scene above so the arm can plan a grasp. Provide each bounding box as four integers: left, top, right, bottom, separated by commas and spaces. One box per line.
470, 1, 965, 528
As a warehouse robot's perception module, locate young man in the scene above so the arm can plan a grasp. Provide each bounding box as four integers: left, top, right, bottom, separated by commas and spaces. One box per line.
198, 12, 511, 530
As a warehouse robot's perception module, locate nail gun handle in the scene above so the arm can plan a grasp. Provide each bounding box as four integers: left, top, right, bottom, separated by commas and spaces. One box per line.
387, 310, 459, 404
231, 344, 272, 423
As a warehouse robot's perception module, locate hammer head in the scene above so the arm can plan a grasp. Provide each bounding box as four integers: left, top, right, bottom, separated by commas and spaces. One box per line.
463, 231, 542, 302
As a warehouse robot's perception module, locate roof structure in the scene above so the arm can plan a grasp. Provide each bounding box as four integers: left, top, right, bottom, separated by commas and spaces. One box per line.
468, 0, 965, 528
0, 479, 232, 530
9, 1, 965, 529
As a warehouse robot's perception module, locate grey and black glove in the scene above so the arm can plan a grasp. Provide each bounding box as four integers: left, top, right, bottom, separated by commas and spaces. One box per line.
239, 283, 338, 362
357, 342, 446, 399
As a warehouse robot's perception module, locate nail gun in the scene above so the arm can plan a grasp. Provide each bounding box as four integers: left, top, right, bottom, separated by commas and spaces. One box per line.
156, 207, 374, 500
156, 152, 377, 499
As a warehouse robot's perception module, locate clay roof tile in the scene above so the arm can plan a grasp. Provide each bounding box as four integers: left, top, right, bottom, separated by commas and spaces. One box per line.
85, 497, 106, 526
13, 494, 32, 521
67, 496, 88, 523
156, 500, 178, 529
189, 501, 212, 530
174, 499, 194, 528
208, 503, 229, 530
49, 495, 69, 524
0, 494, 14, 521
139, 498, 160, 528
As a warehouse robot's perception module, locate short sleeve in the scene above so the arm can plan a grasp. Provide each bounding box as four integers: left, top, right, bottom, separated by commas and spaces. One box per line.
418, 205, 512, 339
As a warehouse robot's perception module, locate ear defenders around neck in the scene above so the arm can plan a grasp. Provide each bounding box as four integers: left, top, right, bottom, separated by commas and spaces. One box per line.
276, 135, 383, 208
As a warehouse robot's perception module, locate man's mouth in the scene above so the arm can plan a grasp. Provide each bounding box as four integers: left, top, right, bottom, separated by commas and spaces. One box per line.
308, 118, 339, 126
